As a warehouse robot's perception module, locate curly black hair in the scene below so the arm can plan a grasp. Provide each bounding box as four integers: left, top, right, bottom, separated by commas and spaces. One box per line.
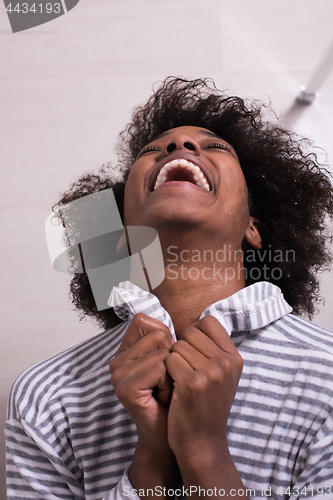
55, 77, 333, 330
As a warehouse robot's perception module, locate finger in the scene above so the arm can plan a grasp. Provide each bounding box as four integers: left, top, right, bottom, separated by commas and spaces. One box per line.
116, 313, 172, 354
170, 339, 210, 371
179, 326, 220, 359
111, 349, 173, 409
114, 363, 165, 407
168, 342, 242, 390
165, 351, 193, 383
111, 348, 170, 388
155, 369, 173, 407
187, 316, 238, 354
110, 328, 172, 372
111, 348, 173, 409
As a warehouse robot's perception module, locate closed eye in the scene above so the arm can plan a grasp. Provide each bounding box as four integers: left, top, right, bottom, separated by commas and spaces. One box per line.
203, 142, 231, 151
137, 145, 162, 159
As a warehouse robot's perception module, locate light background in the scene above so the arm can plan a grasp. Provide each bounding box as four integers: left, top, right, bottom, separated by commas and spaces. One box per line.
1, 1, 333, 498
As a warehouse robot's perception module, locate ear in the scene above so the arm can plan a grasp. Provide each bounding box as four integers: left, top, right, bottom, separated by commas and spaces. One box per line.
243, 217, 262, 250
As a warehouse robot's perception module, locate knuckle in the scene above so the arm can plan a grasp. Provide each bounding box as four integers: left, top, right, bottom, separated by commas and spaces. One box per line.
128, 312, 149, 334
109, 358, 116, 374
109, 354, 126, 374
171, 339, 186, 352
181, 326, 197, 341
115, 380, 130, 402
151, 328, 170, 346
143, 349, 168, 370
110, 370, 122, 391
200, 315, 212, 326
155, 347, 170, 361
235, 352, 244, 370
149, 358, 167, 378
218, 353, 243, 378
207, 315, 220, 326
207, 363, 223, 382
165, 351, 178, 364
189, 372, 207, 392
165, 351, 180, 371
220, 356, 233, 374
200, 315, 218, 328
132, 312, 147, 324
155, 357, 168, 372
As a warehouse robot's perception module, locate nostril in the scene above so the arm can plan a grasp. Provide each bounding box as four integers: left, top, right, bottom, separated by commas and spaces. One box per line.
166, 143, 176, 153
166, 141, 197, 153
184, 142, 196, 151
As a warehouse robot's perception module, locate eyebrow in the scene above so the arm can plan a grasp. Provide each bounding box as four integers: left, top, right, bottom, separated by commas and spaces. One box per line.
197, 130, 223, 140
154, 130, 172, 140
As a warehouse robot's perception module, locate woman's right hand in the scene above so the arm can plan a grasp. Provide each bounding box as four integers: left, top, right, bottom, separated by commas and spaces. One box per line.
109, 313, 174, 452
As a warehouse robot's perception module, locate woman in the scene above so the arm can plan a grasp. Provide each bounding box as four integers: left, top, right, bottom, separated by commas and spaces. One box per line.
6, 77, 333, 500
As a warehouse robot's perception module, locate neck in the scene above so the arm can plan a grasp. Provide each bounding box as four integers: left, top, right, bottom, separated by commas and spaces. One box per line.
142, 232, 246, 338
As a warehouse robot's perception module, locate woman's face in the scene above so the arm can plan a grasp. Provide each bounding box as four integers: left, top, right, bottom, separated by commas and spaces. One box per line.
124, 125, 257, 248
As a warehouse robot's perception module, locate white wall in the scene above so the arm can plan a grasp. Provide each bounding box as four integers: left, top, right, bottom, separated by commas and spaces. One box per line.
1, 1, 333, 498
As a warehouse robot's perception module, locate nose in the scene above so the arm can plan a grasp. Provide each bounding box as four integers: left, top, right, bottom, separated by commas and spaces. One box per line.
162, 133, 201, 156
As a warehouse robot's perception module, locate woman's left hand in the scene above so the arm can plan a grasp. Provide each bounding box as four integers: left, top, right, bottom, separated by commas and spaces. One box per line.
165, 315, 243, 463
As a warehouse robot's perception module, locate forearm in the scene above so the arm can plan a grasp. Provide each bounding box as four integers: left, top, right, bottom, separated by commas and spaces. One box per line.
110, 314, 176, 498
128, 440, 177, 499
165, 316, 246, 499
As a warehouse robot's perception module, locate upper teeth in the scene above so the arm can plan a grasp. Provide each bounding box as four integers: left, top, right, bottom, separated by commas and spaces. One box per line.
153, 159, 210, 191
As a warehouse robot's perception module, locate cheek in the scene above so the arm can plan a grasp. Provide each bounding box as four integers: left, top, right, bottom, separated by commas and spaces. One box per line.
123, 169, 145, 225
123, 178, 135, 225
124, 191, 135, 227
125, 161, 147, 195
228, 170, 249, 208
229, 175, 251, 229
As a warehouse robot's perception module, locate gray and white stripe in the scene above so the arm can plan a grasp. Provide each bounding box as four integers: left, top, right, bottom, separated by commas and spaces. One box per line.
6, 282, 333, 499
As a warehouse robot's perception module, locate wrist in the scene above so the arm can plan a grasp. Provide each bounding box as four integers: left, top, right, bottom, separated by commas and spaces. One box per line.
175, 439, 233, 482
135, 437, 176, 463
129, 439, 177, 492
175, 444, 247, 499
137, 432, 174, 455
172, 433, 229, 467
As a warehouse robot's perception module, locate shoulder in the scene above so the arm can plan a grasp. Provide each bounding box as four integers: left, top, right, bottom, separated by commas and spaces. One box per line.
242, 311, 333, 373
7, 321, 127, 423
246, 313, 333, 384
240, 314, 333, 407
272, 313, 333, 355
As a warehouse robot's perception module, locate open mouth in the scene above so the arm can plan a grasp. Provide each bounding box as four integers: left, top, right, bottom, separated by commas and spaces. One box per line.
153, 159, 210, 191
